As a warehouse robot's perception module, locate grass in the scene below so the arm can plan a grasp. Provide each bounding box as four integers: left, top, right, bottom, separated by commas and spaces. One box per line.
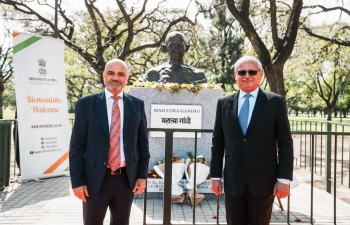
2, 108, 74, 119
288, 114, 350, 132
4, 107, 350, 131
2, 108, 15, 119
289, 114, 350, 125
288, 114, 350, 124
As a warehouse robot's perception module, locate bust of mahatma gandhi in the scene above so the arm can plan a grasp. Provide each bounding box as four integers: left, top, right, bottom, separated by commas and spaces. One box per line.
138, 31, 207, 84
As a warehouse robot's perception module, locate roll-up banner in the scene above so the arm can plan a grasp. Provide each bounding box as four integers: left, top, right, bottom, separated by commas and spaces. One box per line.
13, 32, 70, 181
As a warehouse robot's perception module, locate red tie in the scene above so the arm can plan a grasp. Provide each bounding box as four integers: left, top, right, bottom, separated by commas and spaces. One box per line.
108, 95, 121, 174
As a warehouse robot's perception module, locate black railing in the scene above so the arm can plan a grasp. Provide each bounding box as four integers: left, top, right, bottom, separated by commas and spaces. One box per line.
0, 120, 12, 190
293, 131, 349, 225
144, 128, 350, 225
0, 119, 18, 188
145, 128, 216, 225
2, 119, 349, 224
290, 120, 350, 191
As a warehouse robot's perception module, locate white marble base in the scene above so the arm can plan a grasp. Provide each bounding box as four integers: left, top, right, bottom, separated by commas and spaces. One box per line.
128, 87, 224, 170
147, 178, 212, 193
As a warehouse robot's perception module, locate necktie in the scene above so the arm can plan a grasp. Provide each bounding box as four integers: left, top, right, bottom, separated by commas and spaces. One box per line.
239, 94, 252, 135
108, 95, 121, 174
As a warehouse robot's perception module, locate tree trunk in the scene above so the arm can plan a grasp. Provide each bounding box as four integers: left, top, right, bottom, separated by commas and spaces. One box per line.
225, 0, 302, 98
0, 76, 4, 119
0, 91, 3, 119
263, 64, 286, 96
327, 108, 332, 121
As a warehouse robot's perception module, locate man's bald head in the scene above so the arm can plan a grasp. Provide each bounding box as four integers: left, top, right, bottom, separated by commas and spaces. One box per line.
105, 59, 128, 71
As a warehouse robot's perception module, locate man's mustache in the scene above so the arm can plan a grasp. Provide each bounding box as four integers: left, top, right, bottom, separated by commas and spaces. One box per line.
108, 81, 122, 85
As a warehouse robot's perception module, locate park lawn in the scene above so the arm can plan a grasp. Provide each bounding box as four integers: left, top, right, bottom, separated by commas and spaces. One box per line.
288, 114, 350, 123
288, 114, 350, 132
3, 109, 15, 119
2, 108, 75, 119
4, 108, 350, 132
288, 115, 350, 125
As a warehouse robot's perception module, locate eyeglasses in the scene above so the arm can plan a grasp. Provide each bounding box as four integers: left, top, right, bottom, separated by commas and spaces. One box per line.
236, 70, 260, 76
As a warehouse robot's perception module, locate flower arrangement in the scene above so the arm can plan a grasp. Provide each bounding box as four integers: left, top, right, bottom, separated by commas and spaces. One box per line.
150, 154, 184, 179
187, 152, 210, 166
153, 154, 186, 203
132, 81, 220, 94
150, 153, 210, 206
147, 170, 161, 178
157, 154, 183, 164
185, 152, 210, 206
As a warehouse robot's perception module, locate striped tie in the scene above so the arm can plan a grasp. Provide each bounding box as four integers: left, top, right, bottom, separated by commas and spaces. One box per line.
108, 95, 121, 174
239, 94, 252, 135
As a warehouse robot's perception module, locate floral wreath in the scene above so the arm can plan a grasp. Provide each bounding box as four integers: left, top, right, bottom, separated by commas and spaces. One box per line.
132, 81, 220, 94
147, 153, 210, 178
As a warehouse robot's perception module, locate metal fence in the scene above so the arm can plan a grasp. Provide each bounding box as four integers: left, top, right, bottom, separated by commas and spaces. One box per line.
1, 119, 350, 224
143, 128, 350, 225
290, 120, 350, 192
0, 120, 13, 190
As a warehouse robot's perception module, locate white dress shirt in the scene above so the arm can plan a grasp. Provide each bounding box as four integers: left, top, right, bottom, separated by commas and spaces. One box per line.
105, 88, 126, 167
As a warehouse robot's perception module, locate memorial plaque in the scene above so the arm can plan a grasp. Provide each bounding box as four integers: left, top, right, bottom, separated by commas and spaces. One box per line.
151, 104, 202, 138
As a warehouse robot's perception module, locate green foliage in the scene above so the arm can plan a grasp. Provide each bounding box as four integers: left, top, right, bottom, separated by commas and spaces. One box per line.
285, 25, 350, 120
193, 0, 244, 92
187, 151, 209, 166
65, 48, 102, 109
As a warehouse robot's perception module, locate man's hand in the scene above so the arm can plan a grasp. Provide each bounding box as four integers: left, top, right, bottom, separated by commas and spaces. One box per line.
133, 179, 146, 194
210, 180, 222, 196
73, 185, 89, 202
273, 181, 290, 198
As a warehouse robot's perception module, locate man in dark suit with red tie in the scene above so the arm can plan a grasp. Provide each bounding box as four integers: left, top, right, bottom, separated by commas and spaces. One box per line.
69, 59, 150, 225
210, 56, 293, 225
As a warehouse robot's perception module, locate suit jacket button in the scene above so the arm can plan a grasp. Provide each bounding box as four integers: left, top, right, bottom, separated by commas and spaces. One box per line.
103, 162, 106, 165
243, 139, 247, 142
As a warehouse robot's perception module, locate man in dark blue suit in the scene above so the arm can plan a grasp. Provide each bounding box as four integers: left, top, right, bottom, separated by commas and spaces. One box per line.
69, 59, 150, 225
210, 56, 293, 225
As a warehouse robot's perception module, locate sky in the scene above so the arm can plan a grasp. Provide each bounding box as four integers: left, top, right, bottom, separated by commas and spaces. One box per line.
302, 0, 350, 26
1, 0, 349, 45
54, 0, 198, 19
0, 0, 198, 40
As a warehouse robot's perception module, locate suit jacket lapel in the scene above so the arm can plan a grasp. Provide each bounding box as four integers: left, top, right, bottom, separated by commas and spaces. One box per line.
246, 89, 266, 135
232, 92, 243, 134
123, 93, 133, 136
96, 90, 110, 141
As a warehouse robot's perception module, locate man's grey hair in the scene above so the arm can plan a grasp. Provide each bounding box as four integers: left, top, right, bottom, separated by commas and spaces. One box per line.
234, 56, 263, 71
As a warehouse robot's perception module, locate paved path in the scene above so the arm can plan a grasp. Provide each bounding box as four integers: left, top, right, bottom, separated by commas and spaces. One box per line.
1, 172, 350, 225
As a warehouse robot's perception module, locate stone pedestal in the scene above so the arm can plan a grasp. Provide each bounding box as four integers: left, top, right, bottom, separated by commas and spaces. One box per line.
128, 87, 224, 170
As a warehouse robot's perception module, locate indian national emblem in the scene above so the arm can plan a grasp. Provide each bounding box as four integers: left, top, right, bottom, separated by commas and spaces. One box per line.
38, 58, 47, 75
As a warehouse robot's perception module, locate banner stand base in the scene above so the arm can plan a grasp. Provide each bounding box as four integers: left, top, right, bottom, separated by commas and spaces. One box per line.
18, 171, 69, 183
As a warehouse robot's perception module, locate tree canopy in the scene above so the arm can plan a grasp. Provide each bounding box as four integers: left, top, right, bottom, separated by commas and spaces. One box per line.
0, 0, 349, 120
